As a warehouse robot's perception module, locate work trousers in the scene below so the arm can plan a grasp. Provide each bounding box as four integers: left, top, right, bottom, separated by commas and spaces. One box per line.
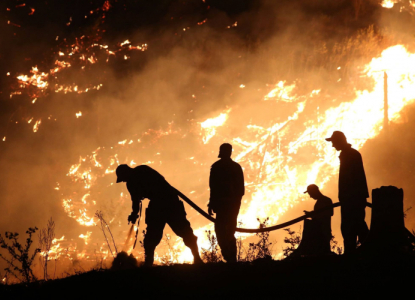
144, 199, 199, 264
341, 202, 369, 254
214, 198, 241, 263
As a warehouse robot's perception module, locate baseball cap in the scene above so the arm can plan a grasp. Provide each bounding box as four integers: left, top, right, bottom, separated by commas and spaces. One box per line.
325, 131, 347, 142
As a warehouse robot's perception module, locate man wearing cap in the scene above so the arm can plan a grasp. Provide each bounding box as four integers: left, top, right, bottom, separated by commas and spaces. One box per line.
208, 143, 245, 263
303, 184, 333, 254
116, 164, 203, 266
326, 131, 369, 254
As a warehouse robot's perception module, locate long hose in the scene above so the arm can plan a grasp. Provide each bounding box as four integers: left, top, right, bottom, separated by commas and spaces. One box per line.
175, 188, 415, 241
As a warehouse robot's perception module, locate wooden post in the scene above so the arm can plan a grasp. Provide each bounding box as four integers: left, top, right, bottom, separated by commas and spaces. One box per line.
384, 72, 389, 134
361, 186, 407, 254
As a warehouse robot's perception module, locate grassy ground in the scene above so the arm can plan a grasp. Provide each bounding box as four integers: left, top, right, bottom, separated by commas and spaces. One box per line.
1, 254, 414, 299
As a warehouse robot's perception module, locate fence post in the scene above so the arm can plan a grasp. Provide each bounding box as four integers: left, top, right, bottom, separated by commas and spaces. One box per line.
361, 186, 407, 254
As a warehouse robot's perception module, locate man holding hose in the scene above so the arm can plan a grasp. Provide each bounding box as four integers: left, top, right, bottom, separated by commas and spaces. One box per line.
116, 164, 203, 266
208, 143, 245, 263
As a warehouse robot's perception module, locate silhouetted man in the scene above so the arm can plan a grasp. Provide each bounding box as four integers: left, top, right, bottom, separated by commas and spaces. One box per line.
116, 164, 203, 266
326, 131, 369, 254
303, 184, 333, 254
208, 143, 244, 263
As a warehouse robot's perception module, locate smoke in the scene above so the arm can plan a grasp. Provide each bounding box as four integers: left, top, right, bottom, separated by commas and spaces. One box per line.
1, 0, 415, 270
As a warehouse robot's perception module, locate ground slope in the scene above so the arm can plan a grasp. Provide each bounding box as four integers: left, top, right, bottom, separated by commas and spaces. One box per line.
1, 255, 415, 299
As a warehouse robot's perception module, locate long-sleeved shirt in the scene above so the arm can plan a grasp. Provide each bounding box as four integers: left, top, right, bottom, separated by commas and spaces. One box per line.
126, 165, 177, 213
209, 158, 244, 210
339, 144, 369, 204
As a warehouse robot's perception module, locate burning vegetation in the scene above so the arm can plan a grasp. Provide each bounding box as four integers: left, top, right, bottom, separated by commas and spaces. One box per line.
1, 0, 415, 282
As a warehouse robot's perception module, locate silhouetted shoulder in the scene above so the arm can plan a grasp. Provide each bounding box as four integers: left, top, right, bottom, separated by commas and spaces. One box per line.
315, 195, 333, 217
130, 165, 167, 184
211, 159, 222, 169
341, 146, 362, 159
212, 159, 241, 168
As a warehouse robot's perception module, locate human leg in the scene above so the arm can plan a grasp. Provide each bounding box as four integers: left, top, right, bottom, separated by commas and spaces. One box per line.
341, 206, 357, 254
215, 203, 240, 263
144, 206, 166, 266
167, 201, 203, 264
355, 206, 369, 245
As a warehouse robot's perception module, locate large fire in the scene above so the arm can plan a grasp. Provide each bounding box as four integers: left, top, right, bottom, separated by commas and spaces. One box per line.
56, 44, 415, 263
2, 1, 415, 274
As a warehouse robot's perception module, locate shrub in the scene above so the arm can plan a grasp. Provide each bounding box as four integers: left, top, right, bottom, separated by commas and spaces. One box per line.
240, 218, 274, 262
282, 228, 301, 258
201, 230, 223, 263
0, 227, 40, 284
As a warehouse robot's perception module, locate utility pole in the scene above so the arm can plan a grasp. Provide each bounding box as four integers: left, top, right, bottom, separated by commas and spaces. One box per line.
384, 71, 389, 135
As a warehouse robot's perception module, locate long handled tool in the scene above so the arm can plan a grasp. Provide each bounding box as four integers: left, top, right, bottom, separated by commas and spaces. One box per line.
133, 201, 143, 249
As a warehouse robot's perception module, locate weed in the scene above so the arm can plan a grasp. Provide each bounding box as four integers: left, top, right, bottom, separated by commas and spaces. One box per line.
240, 218, 274, 262
38, 217, 55, 280
0, 227, 40, 284
330, 236, 344, 255
283, 228, 302, 258
160, 234, 182, 265
95, 211, 118, 258
201, 230, 223, 263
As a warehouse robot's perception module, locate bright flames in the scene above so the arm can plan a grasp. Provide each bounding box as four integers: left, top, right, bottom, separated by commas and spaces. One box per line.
59, 44, 415, 264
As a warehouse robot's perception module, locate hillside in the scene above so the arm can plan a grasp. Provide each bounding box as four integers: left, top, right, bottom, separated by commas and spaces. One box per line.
1, 254, 415, 299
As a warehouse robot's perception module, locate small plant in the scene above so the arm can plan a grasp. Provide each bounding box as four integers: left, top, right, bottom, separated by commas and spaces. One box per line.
236, 227, 245, 262
38, 217, 55, 280
404, 207, 412, 218
282, 228, 302, 258
241, 218, 274, 262
330, 236, 343, 255
0, 227, 41, 284
95, 211, 118, 258
160, 234, 181, 266
201, 230, 223, 263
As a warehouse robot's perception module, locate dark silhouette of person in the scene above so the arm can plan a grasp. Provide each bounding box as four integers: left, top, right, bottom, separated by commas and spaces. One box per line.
208, 143, 244, 263
326, 131, 369, 254
116, 164, 203, 266
303, 184, 333, 254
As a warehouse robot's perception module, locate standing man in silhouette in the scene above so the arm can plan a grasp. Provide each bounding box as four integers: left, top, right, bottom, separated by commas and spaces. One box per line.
116, 164, 203, 266
303, 184, 333, 254
326, 131, 369, 254
208, 143, 245, 263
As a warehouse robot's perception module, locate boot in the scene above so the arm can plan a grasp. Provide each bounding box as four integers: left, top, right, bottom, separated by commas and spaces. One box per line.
144, 252, 154, 267
190, 246, 204, 265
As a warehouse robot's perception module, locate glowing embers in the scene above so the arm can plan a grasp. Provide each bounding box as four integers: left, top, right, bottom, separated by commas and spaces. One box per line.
17, 67, 48, 90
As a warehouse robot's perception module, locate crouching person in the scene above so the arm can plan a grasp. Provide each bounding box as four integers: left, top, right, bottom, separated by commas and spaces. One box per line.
303, 184, 333, 254
293, 184, 333, 257
116, 164, 203, 266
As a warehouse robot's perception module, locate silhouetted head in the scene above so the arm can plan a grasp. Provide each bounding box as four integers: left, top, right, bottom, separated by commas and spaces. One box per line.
218, 143, 232, 158
325, 131, 348, 151
116, 164, 133, 183
304, 184, 322, 200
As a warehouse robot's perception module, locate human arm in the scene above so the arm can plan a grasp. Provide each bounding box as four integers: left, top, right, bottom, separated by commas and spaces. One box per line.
208, 164, 219, 213
127, 182, 144, 224
237, 164, 245, 197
